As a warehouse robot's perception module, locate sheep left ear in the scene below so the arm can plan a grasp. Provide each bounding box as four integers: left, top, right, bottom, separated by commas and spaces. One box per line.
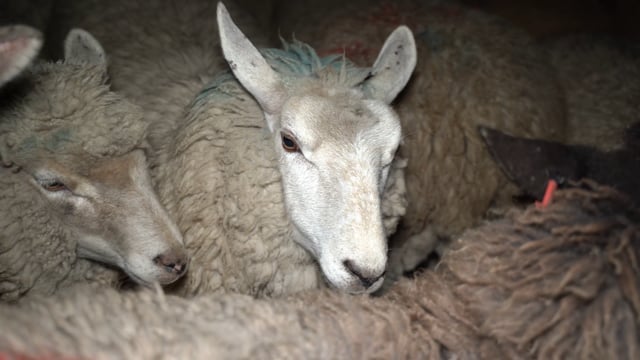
64, 28, 107, 66
0, 25, 42, 87
362, 26, 417, 104
217, 2, 286, 131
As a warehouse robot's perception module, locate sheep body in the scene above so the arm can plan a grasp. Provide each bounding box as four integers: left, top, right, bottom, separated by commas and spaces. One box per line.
443, 181, 640, 358
544, 34, 640, 151
158, 42, 409, 296
0, 181, 636, 359
159, 79, 321, 296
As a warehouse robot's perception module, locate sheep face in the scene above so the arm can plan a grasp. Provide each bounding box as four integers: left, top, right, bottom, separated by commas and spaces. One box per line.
0, 25, 42, 88
0, 29, 188, 287
276, 94, 402, 293
26, 150, 187, 286
218, 3, 416, 294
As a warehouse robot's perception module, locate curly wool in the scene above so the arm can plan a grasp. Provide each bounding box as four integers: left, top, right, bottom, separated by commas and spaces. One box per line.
159, 61, 408, 296
437, 180, 640, 358
0, 181, 636, 359
1, 62, 146, 162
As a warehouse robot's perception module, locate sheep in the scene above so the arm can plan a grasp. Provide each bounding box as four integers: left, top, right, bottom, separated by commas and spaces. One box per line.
0, 29, 188, 302
543, 34, 640, 151
0, 180, 636, 359
0, 25, 41, 88
274, 0, 567, 278
155, 3, 415, 296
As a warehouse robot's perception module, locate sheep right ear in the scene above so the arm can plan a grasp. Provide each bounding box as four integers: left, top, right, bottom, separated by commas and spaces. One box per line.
64, 29, 107, 66
217, 2, 286, 131
0, 25, 42, 87
362, 26, 417, 104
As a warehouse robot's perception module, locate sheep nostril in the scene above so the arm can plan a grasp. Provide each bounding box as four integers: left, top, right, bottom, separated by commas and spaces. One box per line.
343, 259, 385, 288
153, 252, 189, 275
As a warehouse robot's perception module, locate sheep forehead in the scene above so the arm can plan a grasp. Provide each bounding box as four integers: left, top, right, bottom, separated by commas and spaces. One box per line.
28, 148, 143, 180
87, 150, 145, 189
4, 63, 146, 159
281, 94, 402, 156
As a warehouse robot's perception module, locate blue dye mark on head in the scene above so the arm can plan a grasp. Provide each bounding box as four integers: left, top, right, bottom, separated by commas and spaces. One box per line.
260, 40, 346, 77
194, 71, 236, 104
17, 127, 73, 153
45, 128, 72, 151
18, 135, 37, 151
195, 39, 369, 105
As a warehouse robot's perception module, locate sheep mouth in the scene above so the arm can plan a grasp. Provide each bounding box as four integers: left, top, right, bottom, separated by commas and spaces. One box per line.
120, 268, 154, 288
322, 271, 385, 295
121, 263, 184, 287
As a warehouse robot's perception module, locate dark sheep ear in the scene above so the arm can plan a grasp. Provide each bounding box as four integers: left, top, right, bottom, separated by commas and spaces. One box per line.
478, 126, 584, 199
0, 25, 42, 87
362, 26, 417, 104
64, 28, 107, 66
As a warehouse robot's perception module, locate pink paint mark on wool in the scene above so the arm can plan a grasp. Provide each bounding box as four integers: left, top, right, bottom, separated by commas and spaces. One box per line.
535, 179, 558, 209
318, 40, 377, 62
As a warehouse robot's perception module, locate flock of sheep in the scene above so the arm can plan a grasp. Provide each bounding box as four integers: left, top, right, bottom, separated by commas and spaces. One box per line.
0, 0, 638, 358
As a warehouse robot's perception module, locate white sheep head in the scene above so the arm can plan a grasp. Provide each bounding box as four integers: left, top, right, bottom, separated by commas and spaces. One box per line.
0, 29, 189, 288
0, 25, 42, 88
218, 2, 416, 294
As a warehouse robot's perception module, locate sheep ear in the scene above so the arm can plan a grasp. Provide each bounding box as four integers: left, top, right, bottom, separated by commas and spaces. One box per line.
217, 2, 285, 130
64, 28, 107, 66
479, 126, 583, 200
0, 25, 42, 87
362, 26, 417, 104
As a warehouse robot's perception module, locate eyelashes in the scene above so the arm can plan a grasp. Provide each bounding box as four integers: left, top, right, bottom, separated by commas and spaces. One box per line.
37, 178, 70, 192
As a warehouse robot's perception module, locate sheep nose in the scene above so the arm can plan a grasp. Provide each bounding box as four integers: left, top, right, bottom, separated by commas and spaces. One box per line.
343, 259, 385, 288
153, 251, 189, 276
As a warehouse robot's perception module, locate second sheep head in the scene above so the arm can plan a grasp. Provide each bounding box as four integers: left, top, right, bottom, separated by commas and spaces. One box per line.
0, 29, 189, 289
217, 2, 417, 294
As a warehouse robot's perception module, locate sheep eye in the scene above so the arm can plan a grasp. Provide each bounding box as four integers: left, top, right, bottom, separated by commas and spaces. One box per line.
281, 133, 300, 153
42, 180, 69, 192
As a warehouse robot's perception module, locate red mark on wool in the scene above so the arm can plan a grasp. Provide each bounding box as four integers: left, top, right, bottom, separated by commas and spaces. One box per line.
535, 179, 558, 209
